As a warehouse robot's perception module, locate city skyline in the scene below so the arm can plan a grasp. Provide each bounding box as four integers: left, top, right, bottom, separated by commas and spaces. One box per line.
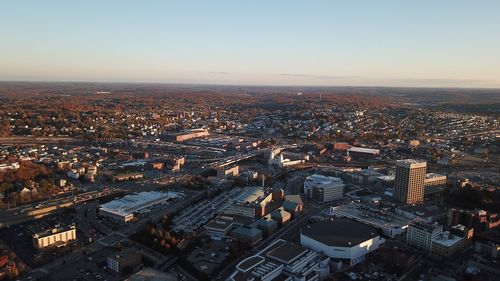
0, 2, 499, 280
1, 0, 500, 88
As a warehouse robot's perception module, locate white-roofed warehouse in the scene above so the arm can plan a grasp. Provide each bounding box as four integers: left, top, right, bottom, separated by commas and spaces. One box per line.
98, 191, 182, 223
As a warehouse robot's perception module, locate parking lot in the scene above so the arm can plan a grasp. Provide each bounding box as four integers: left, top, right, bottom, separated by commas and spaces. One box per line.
0, 209, 87, 267
46, 246, 123, 281
171, 187, 244, 233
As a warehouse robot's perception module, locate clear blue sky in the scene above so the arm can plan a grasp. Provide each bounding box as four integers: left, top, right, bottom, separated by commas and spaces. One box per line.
1, 0, 499, 88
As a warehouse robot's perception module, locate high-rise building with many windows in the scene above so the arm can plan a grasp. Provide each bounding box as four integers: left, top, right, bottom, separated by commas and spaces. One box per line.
394, 160, 427, 204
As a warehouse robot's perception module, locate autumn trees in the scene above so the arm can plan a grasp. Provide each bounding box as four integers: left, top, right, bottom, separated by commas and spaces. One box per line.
133, 217, 183, 255
0, 161, 59, 205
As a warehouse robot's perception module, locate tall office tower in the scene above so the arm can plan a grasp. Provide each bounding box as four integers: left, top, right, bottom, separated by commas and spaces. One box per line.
394, 159, 427, 204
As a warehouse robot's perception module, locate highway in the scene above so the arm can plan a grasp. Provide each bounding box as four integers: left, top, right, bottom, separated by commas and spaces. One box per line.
0, 189, 121, 227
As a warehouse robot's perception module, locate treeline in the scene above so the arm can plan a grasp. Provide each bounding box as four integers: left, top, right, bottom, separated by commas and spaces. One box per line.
0, 161, 61, 205
0, 120, 9, 137
3, 179, 60, 205
0, 247, 26, 280
132, 216, 184, 255
0, 161, 49, 184
178, 175, 206, 190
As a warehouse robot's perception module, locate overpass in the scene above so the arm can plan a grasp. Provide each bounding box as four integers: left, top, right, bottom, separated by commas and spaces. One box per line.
207, 149, 269, 169
0, 189, 122, 228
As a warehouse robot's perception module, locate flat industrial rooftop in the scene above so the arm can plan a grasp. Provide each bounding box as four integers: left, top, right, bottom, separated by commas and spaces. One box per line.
266, 241, 309, 264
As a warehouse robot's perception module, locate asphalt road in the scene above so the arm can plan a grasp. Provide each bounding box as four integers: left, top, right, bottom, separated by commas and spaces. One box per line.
21, 189, 200, 280
0, 189, 119, 227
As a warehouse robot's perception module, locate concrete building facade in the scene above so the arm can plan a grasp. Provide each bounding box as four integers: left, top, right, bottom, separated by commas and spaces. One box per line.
107, 249, 143, 276
304, 174, 344, 203
32, 224, 77, 249
394, 160, 427, 204
406, 219, 443, 254
424, 173, 447, 199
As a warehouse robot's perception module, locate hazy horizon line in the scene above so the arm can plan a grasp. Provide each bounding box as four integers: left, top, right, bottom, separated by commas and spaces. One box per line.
1, 79, 500, 91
